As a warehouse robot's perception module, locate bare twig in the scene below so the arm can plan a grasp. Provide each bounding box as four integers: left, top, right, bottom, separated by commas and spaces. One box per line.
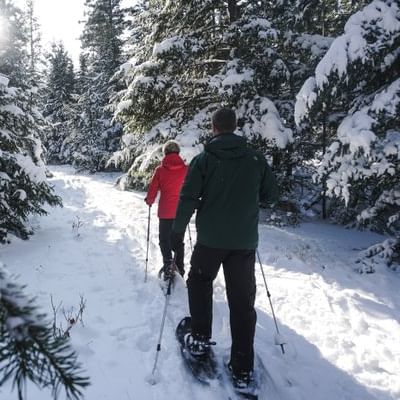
50, 295, 86, 338
63, 295, 86, 338
72, 216, 84, 237
50, 295, 62, 338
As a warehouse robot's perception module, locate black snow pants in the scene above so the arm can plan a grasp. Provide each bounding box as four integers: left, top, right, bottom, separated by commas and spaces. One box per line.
187, 243, 257, 374
159, 218, 184, 275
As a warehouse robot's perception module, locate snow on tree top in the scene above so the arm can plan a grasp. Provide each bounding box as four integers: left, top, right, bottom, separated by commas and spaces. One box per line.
294, 34, 334, 58
337, 112, 377, 154
295, 0, 400, 124
259, 98, 293, 148
117, 99, 133, 113
384, 131, 400, 157
337, 78, 400, 154
222, 68, 254, 86
14, 153, 47, 183
242, 17, 272, 31
0, 128, 12, 140
0, 104, 24, 116
295, 77, 317, 125
347, 0, 400, 35
0, 171, 11, 181
120, 61, 135, 74
153, 36, 185, 57
0, 74, 9, 87
369, 78, 400, 114
241, 17, 278, 39
240, 97, 293, 149
315, 0, 400, 88
221, 59, 254, 87
136, 61, 160, 74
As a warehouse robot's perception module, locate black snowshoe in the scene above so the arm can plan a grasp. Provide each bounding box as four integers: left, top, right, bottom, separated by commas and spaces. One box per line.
225, 361, 259, 399
176, 317, 218, 385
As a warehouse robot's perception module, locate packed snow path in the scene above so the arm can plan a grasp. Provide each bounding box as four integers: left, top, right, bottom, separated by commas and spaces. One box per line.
1, 166, 399, 400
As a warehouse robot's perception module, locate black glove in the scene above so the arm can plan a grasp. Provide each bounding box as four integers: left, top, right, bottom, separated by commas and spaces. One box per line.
161, 262, 175, 281
171, 231, 184, 251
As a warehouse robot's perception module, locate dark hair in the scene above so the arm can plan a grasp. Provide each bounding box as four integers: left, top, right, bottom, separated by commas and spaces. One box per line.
212, 108, 237, 133
163, 140, 180, 155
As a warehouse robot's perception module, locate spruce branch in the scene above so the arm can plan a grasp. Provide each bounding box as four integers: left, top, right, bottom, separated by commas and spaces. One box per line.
0, 269, 89, 400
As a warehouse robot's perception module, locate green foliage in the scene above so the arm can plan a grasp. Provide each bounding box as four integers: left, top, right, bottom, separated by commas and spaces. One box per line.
295, 0, 400, 267
114, 0, 296, 193
62, 0, 126, 172
267, 0, 368, 35
42, 43, 76, 163
0, 79, 62, 243
0, 268, 89, 400
0, 0, 62, 243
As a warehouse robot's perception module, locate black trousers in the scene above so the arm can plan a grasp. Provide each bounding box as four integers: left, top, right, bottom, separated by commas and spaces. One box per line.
187, 243, 256, 373
159, 219, 184, 275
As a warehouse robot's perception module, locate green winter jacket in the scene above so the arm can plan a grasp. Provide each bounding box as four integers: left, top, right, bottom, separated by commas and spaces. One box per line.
173, 133, 278, 250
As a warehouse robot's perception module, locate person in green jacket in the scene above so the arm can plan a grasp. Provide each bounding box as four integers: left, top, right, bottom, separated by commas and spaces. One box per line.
171, 108, 278, 389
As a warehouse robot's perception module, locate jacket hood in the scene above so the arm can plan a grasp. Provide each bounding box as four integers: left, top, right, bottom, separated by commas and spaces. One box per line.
162, 153, 186, 170
205, 133, 248, 160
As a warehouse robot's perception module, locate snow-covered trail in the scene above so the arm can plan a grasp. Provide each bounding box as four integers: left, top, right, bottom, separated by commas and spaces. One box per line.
0, 166, 399, 400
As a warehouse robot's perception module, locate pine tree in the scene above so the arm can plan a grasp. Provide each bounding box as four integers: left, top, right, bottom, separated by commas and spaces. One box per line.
113, 0, 294, 194
0, 0, 61, 242
26, 0, 42, 80
295, 0, 400, 270
261, 0, 369, 215
25, 0, 48, 123
68, 0, 125, 172
269, 0, 368, 35
43, 42, 76, 163
0, 0, 27, 85
1, 4, 87, 396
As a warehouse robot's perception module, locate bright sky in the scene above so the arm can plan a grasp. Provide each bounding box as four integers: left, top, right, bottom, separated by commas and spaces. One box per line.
14, 0, 85, 65
11, 0, 135, 67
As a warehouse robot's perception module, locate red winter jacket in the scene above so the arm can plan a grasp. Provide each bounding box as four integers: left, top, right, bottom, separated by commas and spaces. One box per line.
145, 153, 188, 219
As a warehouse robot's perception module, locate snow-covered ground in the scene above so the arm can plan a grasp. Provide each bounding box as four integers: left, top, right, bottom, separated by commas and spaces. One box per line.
1, 166, 399, 400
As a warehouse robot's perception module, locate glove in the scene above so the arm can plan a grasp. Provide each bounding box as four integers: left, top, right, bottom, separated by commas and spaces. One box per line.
162, 261, 176, 281
144, 197, 152, 206
171, 231, 184, 251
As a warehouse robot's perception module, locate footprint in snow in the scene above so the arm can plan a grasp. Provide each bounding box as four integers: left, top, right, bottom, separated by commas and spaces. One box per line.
136, 333, 153, 352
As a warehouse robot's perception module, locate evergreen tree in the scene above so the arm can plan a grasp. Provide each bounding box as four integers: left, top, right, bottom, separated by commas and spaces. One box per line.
25, 0, 48, 120
76, 53, 89, 95
262, 0, 369, 215
269, 0, 368, 35
0, 0, 61, 242
26, 0, 42, 79
43, 42, 76, 163
295, 0, 400, 270
1, 4, 87, 396
113, 0, 294, 194
0, 0, 28, 86
68, 0, 125, 172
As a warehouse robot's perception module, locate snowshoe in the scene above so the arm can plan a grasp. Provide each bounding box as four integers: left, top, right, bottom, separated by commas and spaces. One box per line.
176, 317, 218, 385
226, 362, 258, 399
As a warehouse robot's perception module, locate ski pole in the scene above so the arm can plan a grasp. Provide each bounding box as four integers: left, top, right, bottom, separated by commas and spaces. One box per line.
144, 205, 151, 283
149, 263, 175, 384
256, 250, 285, 354
187, 224, 193, 252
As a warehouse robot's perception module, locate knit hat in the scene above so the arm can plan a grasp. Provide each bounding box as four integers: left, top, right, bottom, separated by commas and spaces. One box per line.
163, 140, 180, 155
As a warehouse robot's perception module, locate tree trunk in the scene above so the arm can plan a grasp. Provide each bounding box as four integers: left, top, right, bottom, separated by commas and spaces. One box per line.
227, 0, 239, 23
322, 113, 327, 219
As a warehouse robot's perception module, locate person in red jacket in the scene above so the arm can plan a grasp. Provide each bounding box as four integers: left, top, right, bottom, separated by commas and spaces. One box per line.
145, 140, 188, 276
